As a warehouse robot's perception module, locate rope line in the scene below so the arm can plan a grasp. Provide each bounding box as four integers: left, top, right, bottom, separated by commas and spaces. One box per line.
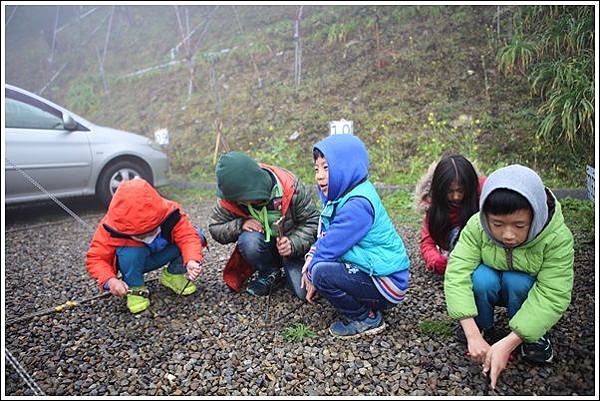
5, 348, 46, 396
5, 214, 104, 234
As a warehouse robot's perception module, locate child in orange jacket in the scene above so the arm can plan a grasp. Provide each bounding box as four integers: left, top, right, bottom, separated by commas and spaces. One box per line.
86, 179, 205, 313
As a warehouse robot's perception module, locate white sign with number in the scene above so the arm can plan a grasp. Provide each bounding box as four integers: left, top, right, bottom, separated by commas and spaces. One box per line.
329, 119, 353, 136
154, 128, 169, 145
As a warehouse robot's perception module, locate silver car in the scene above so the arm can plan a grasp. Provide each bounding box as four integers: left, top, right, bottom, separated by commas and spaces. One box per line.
4, 84, 169, 207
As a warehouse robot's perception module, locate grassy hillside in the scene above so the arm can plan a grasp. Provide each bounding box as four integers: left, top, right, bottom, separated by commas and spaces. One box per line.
5, 5, 592, 188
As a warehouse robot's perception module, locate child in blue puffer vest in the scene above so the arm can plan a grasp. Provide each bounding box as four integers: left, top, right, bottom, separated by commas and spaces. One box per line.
301, 134, 411, 338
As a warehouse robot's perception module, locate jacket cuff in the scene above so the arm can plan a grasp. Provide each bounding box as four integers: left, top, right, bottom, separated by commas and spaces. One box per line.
101, 276, 116, 291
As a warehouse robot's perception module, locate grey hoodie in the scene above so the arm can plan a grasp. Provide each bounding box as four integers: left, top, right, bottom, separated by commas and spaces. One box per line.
479, 164, 548, 245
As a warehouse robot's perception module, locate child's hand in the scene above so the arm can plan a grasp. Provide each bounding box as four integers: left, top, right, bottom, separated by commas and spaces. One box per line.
482, 332, 522, 390
300, 256, 318, 303
303, 277, 318, 304
276, 236, 292, 257
461, 318, 490, 363
467, 334, 491, 364
242, 219, 264, 233
301, 255, 313, 275
186, 260, 204, 281
107, 278, 129, 297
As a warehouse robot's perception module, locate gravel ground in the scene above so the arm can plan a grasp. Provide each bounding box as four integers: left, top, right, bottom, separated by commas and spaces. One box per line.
3, 198, 596, 396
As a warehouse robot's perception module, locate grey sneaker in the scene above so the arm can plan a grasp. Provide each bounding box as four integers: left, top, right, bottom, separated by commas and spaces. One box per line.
329, 311, 386, 338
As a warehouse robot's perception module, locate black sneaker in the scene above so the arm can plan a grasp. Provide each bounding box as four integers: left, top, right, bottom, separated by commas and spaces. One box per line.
246, 271, 283, 296
521, 335, 553, 364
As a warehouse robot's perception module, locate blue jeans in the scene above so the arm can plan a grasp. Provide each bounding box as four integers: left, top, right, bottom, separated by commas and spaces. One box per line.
237, 231, 306, 300
311, 261, 394, 321
472, 263, 536, 330
116, 244, 186, 287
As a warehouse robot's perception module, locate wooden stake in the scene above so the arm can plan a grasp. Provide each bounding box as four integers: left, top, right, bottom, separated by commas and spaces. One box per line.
374, 10, 383, 69
497, 5, 501, 39
96, 45, 109, 95
213, 118, 223, 165
481, 55, 490, 101
294, 6, 304, 89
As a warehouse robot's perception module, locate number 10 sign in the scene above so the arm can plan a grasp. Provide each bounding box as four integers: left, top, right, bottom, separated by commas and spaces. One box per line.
329, 119, 354, 136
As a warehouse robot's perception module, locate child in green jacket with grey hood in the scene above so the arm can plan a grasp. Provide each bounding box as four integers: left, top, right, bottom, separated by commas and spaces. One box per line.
444, 164, 574, 390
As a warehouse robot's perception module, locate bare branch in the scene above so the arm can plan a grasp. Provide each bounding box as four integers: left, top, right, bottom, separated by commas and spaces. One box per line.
102, 6, 116, 65
6, 6, 18, 26
38, 9, 112, 95
48, 6, 60, 63
232, 6, 263, 88
39, 62, 68, 95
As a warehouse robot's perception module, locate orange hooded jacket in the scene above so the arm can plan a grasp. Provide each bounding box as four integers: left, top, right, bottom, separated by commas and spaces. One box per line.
86, 179, 203, 290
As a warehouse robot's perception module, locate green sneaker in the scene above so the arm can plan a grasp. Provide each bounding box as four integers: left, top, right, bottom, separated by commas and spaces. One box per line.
126, 286, 150, 314
161, 268, 197, 295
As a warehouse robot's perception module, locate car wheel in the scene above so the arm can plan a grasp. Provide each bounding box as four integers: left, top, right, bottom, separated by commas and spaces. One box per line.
97, 160, 152, 207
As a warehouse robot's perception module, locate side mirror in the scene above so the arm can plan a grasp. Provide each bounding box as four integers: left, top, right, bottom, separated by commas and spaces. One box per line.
63, 114, 77, 131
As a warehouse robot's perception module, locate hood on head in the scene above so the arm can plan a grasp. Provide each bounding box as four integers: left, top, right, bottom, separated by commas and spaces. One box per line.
479, 164, 548, 245
313, 134, 369, 202
215, 151, 273, 201
105, 178, 169, 235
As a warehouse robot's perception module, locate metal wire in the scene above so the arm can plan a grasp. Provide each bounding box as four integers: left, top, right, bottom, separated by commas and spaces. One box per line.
5, 214, 104, 234
5, 348, 45, 396
5, 158, 95, 232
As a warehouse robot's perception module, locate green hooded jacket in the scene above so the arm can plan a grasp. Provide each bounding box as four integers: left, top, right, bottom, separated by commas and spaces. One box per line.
209, 155, 319, 257
444, 165, 574, 342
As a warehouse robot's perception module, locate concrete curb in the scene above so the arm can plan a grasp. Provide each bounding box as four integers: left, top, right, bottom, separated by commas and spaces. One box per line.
169, 181, 589, 200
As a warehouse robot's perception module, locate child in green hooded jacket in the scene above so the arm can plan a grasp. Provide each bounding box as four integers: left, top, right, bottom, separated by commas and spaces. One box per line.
444, 164, 574, 390
208, 151, 319, 298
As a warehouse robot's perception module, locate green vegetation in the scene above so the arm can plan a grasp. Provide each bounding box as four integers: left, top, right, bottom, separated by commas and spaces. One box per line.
418, 319, 454, 338
560, 198, 595, 248
382, 190, 421, 230
64, 76, 103, 116
282, 323, 316, 343
326, 22, 358, 45
6, 5, 592, 198
497, 6, 594, 162
158, 186, 215, 204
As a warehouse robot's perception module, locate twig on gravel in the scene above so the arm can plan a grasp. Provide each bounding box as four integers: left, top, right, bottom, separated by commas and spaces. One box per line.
5, 258, 228, 327
5, 277, 157, 327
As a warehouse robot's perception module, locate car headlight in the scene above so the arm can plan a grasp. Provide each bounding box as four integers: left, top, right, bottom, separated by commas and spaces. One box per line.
147, 138, 164, 151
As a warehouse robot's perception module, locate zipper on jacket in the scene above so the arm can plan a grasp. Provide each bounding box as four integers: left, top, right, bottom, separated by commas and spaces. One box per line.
505, 247, 514, 270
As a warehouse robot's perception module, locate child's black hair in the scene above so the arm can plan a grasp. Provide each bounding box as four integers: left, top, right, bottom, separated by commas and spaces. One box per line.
313, 148, 325, 161
427, 155, 480, 249
482, 188, 532, 216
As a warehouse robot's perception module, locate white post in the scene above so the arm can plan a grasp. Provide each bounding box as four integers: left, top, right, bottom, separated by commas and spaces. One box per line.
329, 119, 354, 136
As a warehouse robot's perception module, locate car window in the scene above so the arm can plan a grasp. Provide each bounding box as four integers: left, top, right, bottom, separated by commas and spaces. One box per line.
5, 97, 65, 130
